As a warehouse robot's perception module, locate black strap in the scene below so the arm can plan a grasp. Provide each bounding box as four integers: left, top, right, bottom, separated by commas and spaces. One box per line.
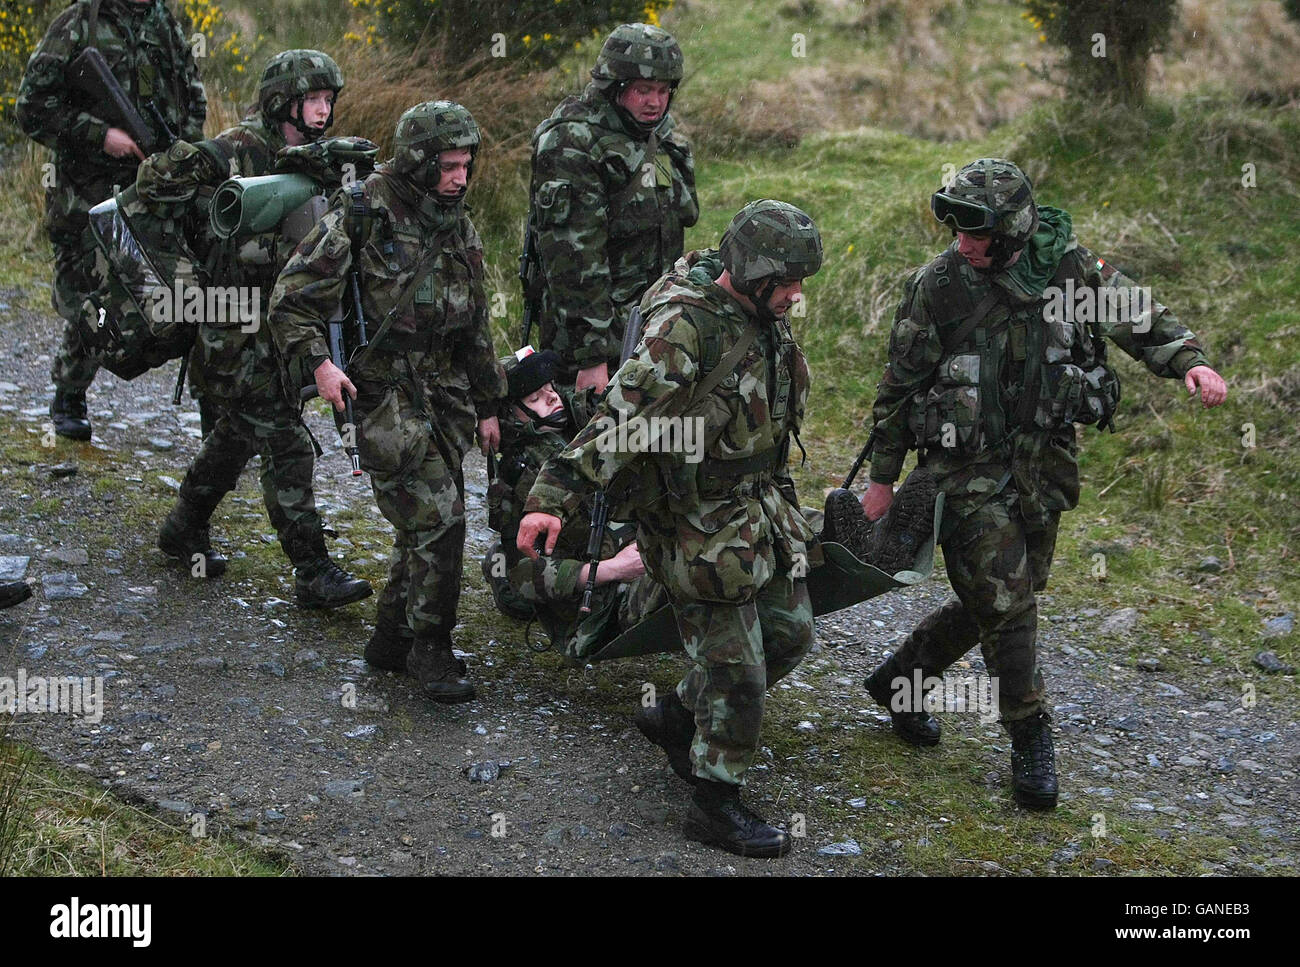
700, 449, 780, 479
692, 319, 760, 404
940, 287, 1002, 357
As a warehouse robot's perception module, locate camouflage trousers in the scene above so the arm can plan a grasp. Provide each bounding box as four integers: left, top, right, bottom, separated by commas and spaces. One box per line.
890, 487, 1058, 722
370, 434, 467, 640
673, 573, 813, 786
177, 392, 323, 566
49, 229, 103, 392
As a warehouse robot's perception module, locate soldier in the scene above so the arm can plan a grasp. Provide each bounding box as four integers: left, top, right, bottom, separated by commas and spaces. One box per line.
528, 21, 698, 393
484, 347, 666, 661
859, 158, 1228, 809
150, 50, 370, 609
269, 102, 507, 703
518, 200, 823, 858
17, 0, 206, 441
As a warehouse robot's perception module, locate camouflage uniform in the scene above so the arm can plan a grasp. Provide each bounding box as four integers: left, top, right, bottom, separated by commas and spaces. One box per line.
529, 22, 698, 381
868, 165, 1212, 724
152, 52, 368, 586
16, 0, 205, 399
270, 102, 507, 697
489, 376, 665, 661
525, 243, 817, 786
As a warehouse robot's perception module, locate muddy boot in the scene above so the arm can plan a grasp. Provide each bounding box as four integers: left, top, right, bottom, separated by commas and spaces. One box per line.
1004, 711, 1059, 810
364, 618, 414, 673
865, 467, 937, 574
295, 557, 372, 610
50, 388, 91, 441
683, 780, 792, 859
158, 498, 228, 578
481, 542, 534, 620
820, 487, 872, 560
407, 633, 476, 704
864, 655, 941, 747
634, 689, 697, 785
0, 581, 33, 609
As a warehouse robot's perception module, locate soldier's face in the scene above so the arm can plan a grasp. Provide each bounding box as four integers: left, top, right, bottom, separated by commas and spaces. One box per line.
956, 232, 994, 269
517, 383, 563, 426
435, 148, 473, 198
617, 80, 672, 123
295, 89, 335, 131
765, 279, 803, 317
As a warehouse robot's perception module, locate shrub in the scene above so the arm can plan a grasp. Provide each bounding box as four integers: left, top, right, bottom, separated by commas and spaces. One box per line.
1022, 0, 1178, 105
346, 0, 674, 69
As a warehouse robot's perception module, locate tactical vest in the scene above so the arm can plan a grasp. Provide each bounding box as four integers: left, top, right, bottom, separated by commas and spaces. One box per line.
913, 249, 1120, 459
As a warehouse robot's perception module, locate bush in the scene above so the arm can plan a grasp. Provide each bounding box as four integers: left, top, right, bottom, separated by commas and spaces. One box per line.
0, 0, 57, 137
346, 0, 674, 69
1022, 0, 1177, 105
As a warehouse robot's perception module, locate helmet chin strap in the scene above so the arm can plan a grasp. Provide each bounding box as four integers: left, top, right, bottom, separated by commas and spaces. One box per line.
734, 276, 781, 322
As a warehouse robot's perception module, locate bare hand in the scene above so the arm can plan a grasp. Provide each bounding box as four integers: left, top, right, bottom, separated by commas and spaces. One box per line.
314, 358, 356, 413
103, 127, 145, 161
477, 416, 500, 455
575, 362, 609, 395
517, 512, 562, 559
1184, 365, 1227, 408
861, 481, 895, 522
605, 542, 646, 582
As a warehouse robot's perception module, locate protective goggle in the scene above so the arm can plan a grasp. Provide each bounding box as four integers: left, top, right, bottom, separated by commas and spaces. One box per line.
930, 192, 998, 233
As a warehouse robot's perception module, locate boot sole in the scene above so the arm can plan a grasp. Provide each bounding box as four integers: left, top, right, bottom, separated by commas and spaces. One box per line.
157, 546, 228, 579
297, 584, 374, 610
891, 720, 942, 747
682, 819, 792, 859
1013, 788, 1059, 810
54, 426, 92, 442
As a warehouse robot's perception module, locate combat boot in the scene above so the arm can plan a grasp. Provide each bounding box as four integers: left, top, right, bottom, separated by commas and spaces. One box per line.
634, 690, 697, 785
481, 542, 535, 620
1004, 711, 1059, 810
50, 388, 91, 441
683, 780, 792, 859
158, 499, 228, 578
407, 633, 476, 704
866, 467, 937, 574
0, 581, 33, 609
364, 618, 414, 672
295, 558, 372, 610
864, 655, 941, 747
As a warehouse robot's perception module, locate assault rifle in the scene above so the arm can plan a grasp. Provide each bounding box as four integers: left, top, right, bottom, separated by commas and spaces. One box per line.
518, 211, 542, 348
578, 489, 609, 614
68, 46, 171, 157
300, 268, 369, 478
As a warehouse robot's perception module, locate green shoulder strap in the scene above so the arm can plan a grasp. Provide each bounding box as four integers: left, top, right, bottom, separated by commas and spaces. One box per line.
691, 317, 760, 405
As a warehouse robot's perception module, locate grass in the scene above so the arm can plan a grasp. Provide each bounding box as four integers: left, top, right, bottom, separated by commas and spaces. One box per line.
0, 741, 290, 876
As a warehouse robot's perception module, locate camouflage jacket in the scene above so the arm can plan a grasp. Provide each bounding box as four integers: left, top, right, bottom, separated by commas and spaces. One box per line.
868, 206, 1211, 529
524, 250, 815, 606
17, 0, 206, 196
530, 83, 699, 372
268, 166, 507, 459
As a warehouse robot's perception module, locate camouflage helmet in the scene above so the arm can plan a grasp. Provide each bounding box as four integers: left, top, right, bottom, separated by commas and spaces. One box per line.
391, 100, 480, 189
931, 158, 1038, 254
258, 49, 344, 121
590, 23, 684, 88
720, 200, 823, 294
